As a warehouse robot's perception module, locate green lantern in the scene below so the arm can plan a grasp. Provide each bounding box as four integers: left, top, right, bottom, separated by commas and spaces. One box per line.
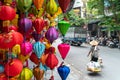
16, 0, 32, 13
58, 20, 70, 36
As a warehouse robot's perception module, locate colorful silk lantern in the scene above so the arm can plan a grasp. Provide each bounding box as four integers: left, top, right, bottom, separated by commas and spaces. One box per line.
30, 52, 40, 65
19, 67, 33, 80
58, 43, 70, 60
0, 5, 16, 20
32, 31, 42, 41
57, 65, 70, 80
16, 0, 32, 13
33, 18, 45, 34
58, 0, 70, 13
58, 20, 70, 36
33, 65, 45, 80
20, 41, 32, 56
33, 41, 45, 58
33, 0, 44, 10
18, 18, 32, 34
0, 31, 23, 49
4, 59, 23, 77
45, 27, 58, 44
45, 47, 59, 70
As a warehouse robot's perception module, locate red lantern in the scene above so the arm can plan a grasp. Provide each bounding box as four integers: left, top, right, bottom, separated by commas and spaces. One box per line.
5, 59, 23, 77
45, 47, 59, 70
58, 0, 70, 13
0, 31, 24, 49
0, 5, 16, 20
33, 18, 45, 34
30, 52, 40, 65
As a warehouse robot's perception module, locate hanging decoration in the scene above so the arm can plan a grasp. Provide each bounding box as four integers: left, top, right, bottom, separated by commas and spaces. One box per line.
45, 27, 58, 44
0, 0, 74, 79
33, 41, 45, 59
33, 65, 45, 80
0, 5, 16, 20
58, 20, 70, 37
4, 59, 23, 77
33, 18, 45, 34
19, 67, 33, 80
16, 0, 32, 13
57, 65, 70, 80
58, 43, 70, 60
58, 0, 70, 13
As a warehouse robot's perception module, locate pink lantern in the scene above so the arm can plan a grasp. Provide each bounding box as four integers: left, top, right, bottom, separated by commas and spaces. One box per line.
20, 41, 33, 56
58, 43, 70, 60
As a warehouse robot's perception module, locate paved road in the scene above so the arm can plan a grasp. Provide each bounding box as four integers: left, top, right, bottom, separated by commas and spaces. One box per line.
61, 43, 120, 80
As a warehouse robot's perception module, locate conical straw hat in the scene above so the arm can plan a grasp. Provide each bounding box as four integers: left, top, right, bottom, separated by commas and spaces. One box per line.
89, 40, 98, 45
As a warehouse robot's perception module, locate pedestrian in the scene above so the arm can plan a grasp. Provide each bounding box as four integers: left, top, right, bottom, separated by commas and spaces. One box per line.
87, 40, 99, 62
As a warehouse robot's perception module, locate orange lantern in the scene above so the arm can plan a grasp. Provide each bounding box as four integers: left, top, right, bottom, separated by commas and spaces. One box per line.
33, 0, 44, 10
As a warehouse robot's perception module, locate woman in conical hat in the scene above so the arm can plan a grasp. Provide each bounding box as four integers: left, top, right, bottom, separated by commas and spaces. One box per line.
87, 40, 99, 62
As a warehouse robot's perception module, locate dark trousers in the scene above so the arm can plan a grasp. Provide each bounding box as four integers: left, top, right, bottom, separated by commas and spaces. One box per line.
91, 56, 98, 62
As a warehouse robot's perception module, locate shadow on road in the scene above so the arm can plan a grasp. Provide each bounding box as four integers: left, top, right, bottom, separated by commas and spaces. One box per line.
87, 72, 102, 77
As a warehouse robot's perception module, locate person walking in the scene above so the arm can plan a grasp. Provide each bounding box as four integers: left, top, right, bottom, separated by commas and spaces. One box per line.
87, 40, 99, 62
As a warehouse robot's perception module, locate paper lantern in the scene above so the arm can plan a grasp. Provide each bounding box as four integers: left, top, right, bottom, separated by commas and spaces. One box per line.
18, 18, 32, 34
33, 41, 45, 58
16, 0, 32, 13
0, 5, 16, 20
19, 67, 33, 80
58, 20, 70, 36
33, 0, 44, 10
4, 59, 23, 77
33, 18, 45, 34
45, 48, 59, 70
30, 52, 40, 65
58, 43, 70, 60
57, 65, 70, 80
0, 31, 24, 49
33, 66, 45, 80
45, 27, 58, 44
20, 41, 32, 56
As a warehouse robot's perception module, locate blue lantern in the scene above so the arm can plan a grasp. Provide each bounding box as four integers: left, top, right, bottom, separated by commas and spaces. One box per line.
57, 65, 70, 80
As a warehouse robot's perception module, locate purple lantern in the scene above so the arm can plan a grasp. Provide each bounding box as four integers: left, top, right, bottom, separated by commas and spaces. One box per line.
45, 27, 58, 44
18, 18, 32, 34
32, 31, 43, 41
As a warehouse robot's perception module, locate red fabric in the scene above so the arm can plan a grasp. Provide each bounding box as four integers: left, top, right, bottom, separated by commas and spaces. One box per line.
33, 18, 45, 34
30, 52, 40, 65
0, 31, 23, 49
5, 59, 23, 77
45, 53, 59, 70
0, 5, 16, 20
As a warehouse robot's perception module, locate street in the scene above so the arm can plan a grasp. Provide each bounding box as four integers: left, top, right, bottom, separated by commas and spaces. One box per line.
59, 43, 120, 80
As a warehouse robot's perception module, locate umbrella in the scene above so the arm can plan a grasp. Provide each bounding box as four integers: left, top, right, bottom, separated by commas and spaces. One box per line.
90, 40, 98, 46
